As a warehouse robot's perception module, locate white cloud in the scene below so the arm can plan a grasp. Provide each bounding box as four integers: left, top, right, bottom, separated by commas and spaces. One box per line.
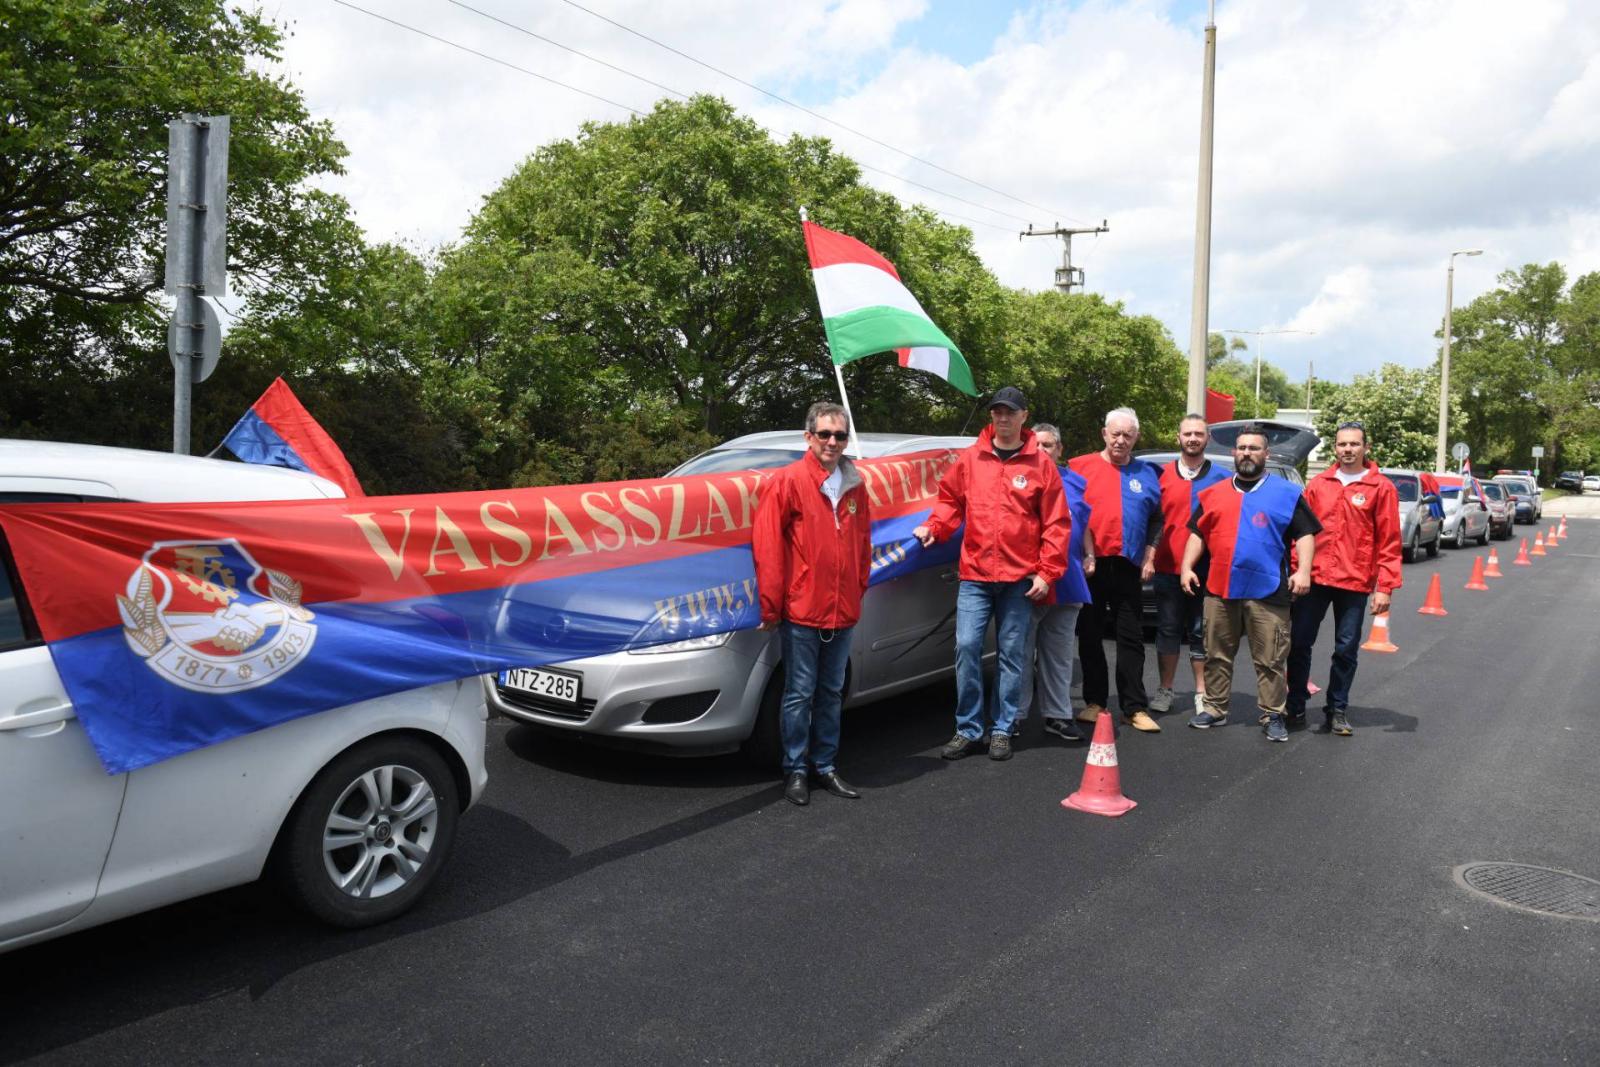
261, 0, 1600, 383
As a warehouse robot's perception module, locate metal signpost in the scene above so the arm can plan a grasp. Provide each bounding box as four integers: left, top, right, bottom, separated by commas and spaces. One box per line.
1532, 444, 1544, 481
165, 114, 229, 454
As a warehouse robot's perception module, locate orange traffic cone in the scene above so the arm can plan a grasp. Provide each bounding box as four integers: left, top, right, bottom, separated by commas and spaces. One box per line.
1532, 532, 1547, 556
1307, 680, 1322, 695
1547, 524, 1559, 547
1485, 547, 1504, 578
1465, 556, 1490, 591
1360, 612, 1399, 653
1418, 572, 1449, 615
1062, 709, 1136, 817
1558, 517, 1569, 540
1514, 538, 1533, 565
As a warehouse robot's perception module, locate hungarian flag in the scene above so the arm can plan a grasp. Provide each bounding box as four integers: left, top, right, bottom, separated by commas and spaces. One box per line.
221, 377, 364, 497
802, 220, 977, 395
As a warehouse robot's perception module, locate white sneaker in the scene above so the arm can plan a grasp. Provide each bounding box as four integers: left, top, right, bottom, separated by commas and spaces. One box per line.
1149, 687, 1175, 714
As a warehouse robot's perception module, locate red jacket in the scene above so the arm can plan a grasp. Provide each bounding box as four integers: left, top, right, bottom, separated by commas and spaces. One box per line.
1303, 462, 1403, 594
923, 426, 1070, 584
752, 451, 874, 629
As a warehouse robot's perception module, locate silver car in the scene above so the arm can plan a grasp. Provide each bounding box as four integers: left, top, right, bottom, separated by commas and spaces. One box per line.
486, 432, 980, 763
1380, 469, 1443, 562
1439, 477, 1491, 548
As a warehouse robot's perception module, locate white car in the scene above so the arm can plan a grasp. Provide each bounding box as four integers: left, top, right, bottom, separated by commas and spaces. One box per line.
0, 440, 488, 954
1584, 474, 1600, 493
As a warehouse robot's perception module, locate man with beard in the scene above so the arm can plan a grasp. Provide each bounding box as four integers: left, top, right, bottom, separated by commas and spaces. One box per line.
1286, 420, 1402, 735
1150, 415, 1231, 715
1182, 425, 1321, 743
1070, 407, 1164, 733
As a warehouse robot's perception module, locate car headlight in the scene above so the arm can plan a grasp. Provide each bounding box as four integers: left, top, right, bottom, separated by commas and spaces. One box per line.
627, 631, 734, 655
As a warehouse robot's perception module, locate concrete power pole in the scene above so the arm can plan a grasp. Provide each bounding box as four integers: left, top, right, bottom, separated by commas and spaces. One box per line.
1020, 221, 1109, 294
1186, 1, 1218, 416
165, 113, 230, 455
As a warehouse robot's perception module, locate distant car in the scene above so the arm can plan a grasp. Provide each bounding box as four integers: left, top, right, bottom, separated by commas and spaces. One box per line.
1137, 419, 1317, 623
1493, 475, 1542, 523
1585, 474, 1600, 493
1434, 473, 1491, 548
0, 440, 489, 954
1478, 480, 1515, 540
486, 431, 985, 764
1381, 469, 1444, 562
1555, 470, 1584, 491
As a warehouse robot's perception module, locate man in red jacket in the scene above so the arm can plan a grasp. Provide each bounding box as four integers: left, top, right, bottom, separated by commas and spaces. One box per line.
753, 401, 873, 806
1286, 421, 1402, 736
913, 387, 1070, 762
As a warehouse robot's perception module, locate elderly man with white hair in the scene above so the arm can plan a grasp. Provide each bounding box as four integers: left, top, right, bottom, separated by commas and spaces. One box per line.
1069, 407, 1165, 733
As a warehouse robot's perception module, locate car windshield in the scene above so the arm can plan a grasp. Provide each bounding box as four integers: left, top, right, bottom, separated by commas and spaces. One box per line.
1481, 483, 1504, 501
1499, 479, 1532, 495
670, 448, 805, 476
1385, 474, 1420, 502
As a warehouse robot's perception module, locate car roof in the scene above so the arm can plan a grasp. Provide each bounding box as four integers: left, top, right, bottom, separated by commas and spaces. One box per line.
1137, 451, 1294, 472
0, 439, 346, 502
1202, 420, 1321, 463
707, 431, 978, 458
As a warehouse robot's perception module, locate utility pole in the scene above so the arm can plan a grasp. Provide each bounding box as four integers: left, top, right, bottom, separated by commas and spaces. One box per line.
1186, 0, 1218, 417
1219, 327, 1315, 416
1436, 248, 1483, 472
1020, 220, 1109, 294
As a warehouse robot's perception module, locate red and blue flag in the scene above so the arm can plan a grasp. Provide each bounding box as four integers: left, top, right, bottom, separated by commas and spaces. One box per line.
222, 377, 364, 497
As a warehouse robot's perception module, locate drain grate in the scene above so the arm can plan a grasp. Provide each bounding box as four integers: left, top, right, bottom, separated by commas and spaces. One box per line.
1454, 863, 1600, 921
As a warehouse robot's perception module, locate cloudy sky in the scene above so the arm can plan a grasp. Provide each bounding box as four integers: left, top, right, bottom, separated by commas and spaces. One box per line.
258, 0, 1600, 386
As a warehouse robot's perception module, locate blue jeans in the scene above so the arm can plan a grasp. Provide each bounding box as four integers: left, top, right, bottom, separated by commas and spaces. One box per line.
1287, 585, 1369, 716
1153, 572, 1205, 660
955, 579, 1033, 740
779, 622, 853, 775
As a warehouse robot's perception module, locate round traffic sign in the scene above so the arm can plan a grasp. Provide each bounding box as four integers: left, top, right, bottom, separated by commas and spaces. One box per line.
1451, 442, 1470, 461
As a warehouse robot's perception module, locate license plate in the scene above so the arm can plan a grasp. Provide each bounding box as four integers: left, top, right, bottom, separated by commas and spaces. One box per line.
500, 667, 581, 706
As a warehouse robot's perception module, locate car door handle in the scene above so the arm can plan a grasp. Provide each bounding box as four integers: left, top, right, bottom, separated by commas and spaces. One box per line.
0, 702, 76, 731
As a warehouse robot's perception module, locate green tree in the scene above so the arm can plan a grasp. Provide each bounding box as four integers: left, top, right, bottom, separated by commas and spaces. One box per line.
994, 290, 1187, 454
0, 0, 357, 448
1315, 363, 1459, 469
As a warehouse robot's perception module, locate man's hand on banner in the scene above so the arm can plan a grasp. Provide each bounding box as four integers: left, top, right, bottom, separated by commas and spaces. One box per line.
911, 525, 934, 548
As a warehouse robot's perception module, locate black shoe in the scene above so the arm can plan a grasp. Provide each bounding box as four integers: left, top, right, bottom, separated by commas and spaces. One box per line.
816, 771, 861, 799
1264, 714, 1289, 742
1286, 710, 1307, 728
941, 734, 978, 760
784, 771, 809, 806
1042, 717, 1085, 743
988, 732, 1013, 761
1330, 711, 1353, 736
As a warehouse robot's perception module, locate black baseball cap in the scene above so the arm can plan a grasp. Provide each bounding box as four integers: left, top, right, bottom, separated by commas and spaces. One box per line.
989, 386, 1028, 411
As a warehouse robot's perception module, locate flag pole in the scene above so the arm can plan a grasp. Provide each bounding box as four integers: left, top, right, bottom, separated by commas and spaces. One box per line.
802, 206, 862, 459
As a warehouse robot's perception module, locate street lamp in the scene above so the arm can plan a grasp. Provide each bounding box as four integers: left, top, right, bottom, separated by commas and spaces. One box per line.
1219, 328, 1316, 416
1436, 249, 1483, 473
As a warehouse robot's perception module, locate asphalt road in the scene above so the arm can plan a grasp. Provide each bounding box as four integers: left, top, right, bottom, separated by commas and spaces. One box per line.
6, 519, 1598, 1066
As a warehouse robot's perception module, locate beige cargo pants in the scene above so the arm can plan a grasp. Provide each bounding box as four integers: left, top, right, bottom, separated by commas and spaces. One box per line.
1200, 597, 1291, 719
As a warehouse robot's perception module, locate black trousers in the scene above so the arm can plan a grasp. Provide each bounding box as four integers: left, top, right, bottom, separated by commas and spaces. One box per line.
1076, 556, 1148, 713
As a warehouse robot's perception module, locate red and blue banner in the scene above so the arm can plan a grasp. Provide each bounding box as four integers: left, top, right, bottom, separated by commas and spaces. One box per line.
222, 377, 364, 497
0, 450, 961, 774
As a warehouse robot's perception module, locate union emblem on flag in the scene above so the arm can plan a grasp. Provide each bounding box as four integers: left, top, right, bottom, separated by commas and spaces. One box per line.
116, 539, 317, 694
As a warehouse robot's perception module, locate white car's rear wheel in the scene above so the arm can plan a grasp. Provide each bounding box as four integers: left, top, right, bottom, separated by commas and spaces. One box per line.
277, 737, 460, 927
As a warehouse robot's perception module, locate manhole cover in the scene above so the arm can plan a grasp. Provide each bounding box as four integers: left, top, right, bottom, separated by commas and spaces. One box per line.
1453, 863, 1600, 921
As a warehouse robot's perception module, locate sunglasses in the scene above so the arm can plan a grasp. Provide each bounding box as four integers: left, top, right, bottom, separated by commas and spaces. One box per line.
810, 430, 849, 442
1337, 420, 1365, 431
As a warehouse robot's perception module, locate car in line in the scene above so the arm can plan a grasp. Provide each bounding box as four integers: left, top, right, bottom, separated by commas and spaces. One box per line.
0, 440, 488, 954
1493, 474, 1543, 524
1379, 469, 1444, 563
486, 431, 982, 764
1477, 480, 1515, 540
1137, 419, 1317, 623
1583, 474, 1600, 493
1433, 472, 1492, 548
1555, 470, 1584, 491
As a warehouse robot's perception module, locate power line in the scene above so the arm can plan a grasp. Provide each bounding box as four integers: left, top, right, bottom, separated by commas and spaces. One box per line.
330, 0, 642, 116
447, 1, 1031, 226
330, 1, 1019, 237
549, 0, 1086, 223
